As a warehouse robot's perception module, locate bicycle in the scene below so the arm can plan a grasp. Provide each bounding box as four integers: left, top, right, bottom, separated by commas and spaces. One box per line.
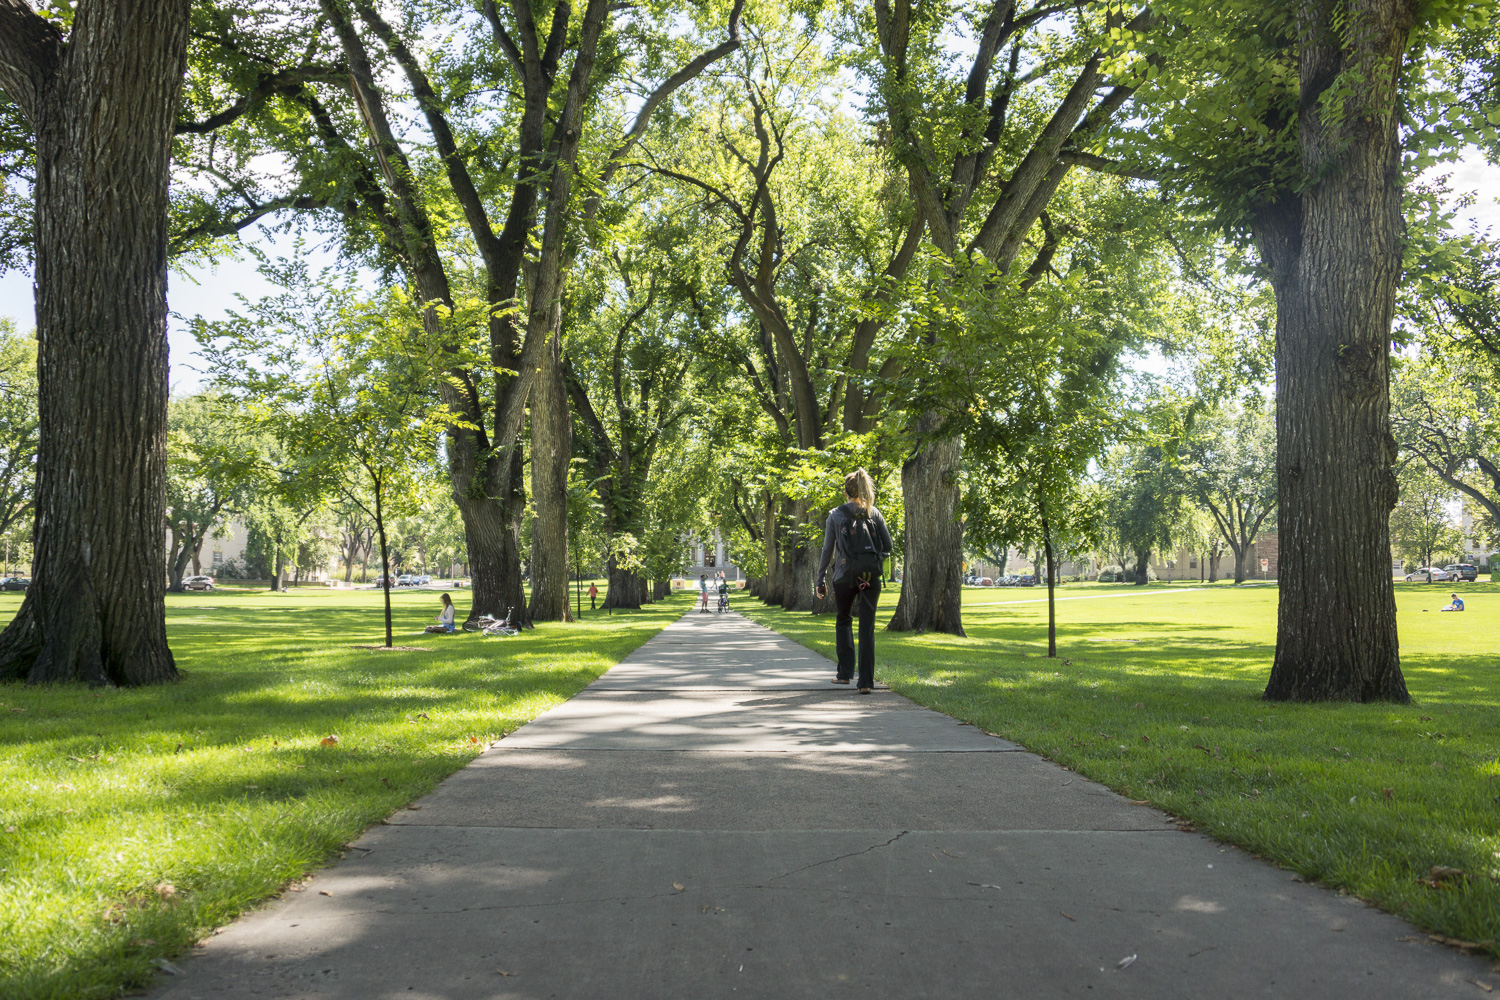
462, 607, 520, 637
717, 587, 729, 613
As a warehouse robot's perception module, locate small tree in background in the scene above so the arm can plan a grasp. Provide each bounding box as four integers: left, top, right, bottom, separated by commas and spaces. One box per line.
165, 393, 262, 591
1390, 465, 1463, 574
201, 280, 462, 647
1185, 404, 1277, 584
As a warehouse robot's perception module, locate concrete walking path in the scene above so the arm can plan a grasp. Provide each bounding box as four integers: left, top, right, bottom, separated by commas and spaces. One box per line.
152, 610, 1495, 998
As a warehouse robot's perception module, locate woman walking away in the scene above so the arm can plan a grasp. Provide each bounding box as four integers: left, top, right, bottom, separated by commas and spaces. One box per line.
815, 468, 893, 693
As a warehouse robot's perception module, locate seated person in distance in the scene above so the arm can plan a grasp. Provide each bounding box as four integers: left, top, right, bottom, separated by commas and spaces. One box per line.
1439, 592, 1464, 612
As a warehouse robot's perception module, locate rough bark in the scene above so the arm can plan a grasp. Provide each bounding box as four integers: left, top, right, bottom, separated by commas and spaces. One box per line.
1133, 548, 1150, 586
0, 0, 190, 685
888, 433, 965, 634
1259, 0, 1413, 703
527, 325, 572, 621
456, 451, 527, 626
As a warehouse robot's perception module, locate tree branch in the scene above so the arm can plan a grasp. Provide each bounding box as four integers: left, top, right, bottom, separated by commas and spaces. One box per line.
175, 64, 346, 134
0, 0, 59, 124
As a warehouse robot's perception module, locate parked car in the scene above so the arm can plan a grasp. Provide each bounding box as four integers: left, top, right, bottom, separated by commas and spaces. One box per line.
1018, 574, 1037, 586
397, 573, 418, 587
1443, 563, 1478, 582
1404, 567, 1451, 582
182, 575, 216, 591
0, 576, 29, 591
417, 574, 432, 586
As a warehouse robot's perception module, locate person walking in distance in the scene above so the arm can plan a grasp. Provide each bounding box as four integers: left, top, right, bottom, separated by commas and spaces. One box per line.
587, 582, 598, 610
815, 468, 893, 693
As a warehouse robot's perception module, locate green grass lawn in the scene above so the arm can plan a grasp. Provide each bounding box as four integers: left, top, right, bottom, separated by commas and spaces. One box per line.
0, 587, 684, 1000
741, 580, 1500, 955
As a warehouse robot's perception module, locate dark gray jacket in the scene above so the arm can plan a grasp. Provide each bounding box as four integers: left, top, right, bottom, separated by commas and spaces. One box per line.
816, 502, 892, 589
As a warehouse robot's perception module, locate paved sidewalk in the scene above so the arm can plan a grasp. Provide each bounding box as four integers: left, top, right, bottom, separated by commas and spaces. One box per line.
152, 611, 1495, 999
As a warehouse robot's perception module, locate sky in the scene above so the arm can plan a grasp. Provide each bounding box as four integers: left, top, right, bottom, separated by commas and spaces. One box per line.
0, 149, 1494, 396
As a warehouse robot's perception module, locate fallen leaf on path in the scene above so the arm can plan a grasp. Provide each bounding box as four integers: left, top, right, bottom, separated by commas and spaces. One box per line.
318, 890, 333, 896
496, 969, 516, 977
152, 959, 184, 976
1060, 911, 1076, 922
966, 882, 1003, 890
406, 804, 421, 810
672, 881, 685, 891
1116, 954, 1137, 970
1469, 980, 1493, 993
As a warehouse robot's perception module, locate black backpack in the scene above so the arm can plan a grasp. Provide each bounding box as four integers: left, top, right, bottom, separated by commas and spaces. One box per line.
833, 508, 884, 588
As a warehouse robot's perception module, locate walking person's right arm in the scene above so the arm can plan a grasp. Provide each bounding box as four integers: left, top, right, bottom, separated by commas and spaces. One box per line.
816, 511, 837, 599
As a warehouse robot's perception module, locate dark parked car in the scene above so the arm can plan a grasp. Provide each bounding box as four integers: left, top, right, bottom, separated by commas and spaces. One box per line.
0, 576, 30, 591
1443, 564, 1478, 582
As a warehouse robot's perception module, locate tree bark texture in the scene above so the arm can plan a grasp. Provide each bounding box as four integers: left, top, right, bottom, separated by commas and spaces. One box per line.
527, 327, 572, 622
0, 0, 190, 685
888, 432, 965, 635
455, 449, 527, 627
1259, 0, 1413, 702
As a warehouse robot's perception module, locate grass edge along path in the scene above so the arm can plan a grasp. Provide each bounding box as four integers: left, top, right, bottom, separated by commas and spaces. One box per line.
738, 583, 1500, 959
0, 589, 686, 1000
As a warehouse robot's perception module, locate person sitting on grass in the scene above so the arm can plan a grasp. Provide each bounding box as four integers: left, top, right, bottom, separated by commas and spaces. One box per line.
1440, 592, 1465, 612
425, 593, 457, 632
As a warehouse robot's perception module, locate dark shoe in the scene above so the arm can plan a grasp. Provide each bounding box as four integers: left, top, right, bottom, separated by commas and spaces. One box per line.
857, 686, 873, 694
831, 677, 850, 685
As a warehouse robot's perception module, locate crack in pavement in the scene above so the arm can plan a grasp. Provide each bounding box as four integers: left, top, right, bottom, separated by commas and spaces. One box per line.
766, 830, 910, 882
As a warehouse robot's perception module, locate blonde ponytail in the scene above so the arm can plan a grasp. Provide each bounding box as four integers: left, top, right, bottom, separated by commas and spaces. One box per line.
844, 467, 875, 513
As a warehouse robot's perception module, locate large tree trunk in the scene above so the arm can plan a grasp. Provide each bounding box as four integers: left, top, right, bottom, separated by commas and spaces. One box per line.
1133, 548, 1150, 586
1232, 544, 1248, 585
1259, 0, 1412, 703
527, 328, 572, 622
889, 431, 965, 634
780, 500, 823, 613
0, 0, 190, 684
603, 557, 642, 610
456, 454, 528, 626
759, 493, 783, 606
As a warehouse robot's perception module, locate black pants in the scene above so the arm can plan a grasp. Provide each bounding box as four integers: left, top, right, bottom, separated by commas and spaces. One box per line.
834, 579, 880, 688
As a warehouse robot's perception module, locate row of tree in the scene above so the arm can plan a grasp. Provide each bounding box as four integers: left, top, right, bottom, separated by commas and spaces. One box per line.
0, 0, 1495, 699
